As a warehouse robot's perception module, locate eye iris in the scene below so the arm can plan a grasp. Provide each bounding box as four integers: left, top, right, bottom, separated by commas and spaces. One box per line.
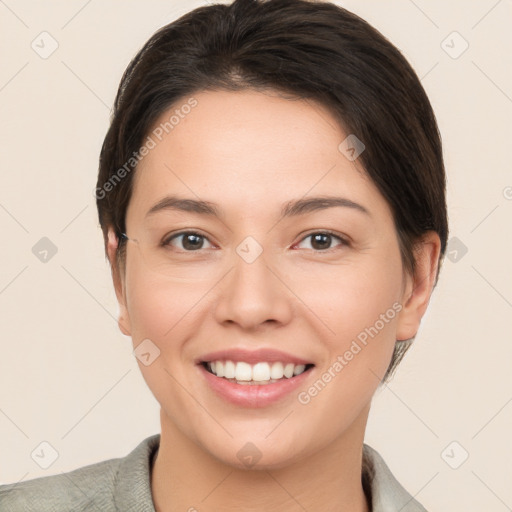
182, 233, 203, 250
311, 233, 331, 250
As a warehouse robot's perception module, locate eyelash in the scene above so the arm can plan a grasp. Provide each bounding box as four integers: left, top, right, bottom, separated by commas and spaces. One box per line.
162, 230, 349, 252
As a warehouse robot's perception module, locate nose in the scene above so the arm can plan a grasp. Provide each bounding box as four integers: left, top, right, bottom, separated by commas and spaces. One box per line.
213, 248, 294, 331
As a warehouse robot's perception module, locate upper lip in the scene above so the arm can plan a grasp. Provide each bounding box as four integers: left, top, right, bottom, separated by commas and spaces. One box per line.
196, 348, 314, 366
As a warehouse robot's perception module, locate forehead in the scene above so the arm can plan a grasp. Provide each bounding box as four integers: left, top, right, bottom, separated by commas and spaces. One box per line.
127, 89, 388, 222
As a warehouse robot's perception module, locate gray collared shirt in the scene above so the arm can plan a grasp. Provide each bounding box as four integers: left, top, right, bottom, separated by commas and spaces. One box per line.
0, 434, 427, 511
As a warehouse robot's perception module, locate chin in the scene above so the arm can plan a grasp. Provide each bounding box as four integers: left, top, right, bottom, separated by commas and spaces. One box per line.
201, 434, 311, 472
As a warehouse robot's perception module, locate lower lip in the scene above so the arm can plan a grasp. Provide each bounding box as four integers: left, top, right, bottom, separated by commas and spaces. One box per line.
198, 363, 314, 408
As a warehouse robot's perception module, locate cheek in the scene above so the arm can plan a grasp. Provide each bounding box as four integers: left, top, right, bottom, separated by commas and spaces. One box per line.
292, 251, 405, 407
292, 259, 403, 426
123, 268, 215, 422
293, 254, 403, 341
125, 266, 213, 345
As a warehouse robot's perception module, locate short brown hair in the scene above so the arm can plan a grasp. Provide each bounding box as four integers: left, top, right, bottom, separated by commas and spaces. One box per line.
96, 0, 448, 381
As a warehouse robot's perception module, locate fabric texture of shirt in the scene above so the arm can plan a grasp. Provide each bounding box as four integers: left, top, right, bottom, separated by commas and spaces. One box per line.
0, 434, 427, 511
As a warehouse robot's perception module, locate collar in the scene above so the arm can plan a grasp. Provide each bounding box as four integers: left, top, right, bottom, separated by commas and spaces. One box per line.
363, 444, 427, 511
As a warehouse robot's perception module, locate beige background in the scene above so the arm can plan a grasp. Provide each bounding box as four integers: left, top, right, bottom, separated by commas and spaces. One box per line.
1, 0, 511, 510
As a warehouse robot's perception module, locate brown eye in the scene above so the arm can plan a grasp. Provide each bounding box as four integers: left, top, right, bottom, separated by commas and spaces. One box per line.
163, 232, 213, 251
296, 232, 347, 251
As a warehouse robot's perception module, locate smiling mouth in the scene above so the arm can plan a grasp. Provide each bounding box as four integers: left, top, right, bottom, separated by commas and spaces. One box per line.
201, 360, 315, 385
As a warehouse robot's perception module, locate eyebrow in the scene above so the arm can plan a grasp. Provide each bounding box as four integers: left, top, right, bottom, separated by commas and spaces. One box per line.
145, 195, 370, 220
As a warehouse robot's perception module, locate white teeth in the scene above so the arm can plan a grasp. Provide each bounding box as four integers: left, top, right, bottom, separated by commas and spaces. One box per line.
206, 360, 310, 382
235, 362, 252, 381
293, 364, 306, 376
215, 361, 225, 377
270, 362, 284, 379
252, 362, 271, 381
224, 360, 236, 379
283, 363, 295, 378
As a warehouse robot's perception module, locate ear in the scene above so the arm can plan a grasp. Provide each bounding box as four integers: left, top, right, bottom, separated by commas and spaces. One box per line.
107, 227, 131, 336
396, 231, 442, 341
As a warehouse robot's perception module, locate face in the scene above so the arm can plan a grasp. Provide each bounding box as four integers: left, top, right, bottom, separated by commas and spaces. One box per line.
109, 89, 434, 470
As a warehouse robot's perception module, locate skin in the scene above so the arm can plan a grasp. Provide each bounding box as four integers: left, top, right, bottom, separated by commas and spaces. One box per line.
107, 89, 440, 512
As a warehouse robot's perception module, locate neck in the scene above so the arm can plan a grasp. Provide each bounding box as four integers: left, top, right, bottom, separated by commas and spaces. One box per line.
151, 405, 371, 512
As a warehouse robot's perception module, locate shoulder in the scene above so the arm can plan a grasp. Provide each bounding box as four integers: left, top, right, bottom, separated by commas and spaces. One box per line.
0, 434, 160, 512
0, 459, 121, 512
362, 444, 428, 512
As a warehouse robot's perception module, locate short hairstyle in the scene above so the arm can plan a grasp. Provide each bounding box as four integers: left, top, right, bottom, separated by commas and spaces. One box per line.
96, 0, 448, 381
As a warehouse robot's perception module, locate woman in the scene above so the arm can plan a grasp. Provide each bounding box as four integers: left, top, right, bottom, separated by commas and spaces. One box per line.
0, 0, 447, 510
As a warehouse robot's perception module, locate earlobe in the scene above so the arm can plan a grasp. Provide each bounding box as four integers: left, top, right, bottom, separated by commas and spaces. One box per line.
107, 228, 132, 336
396, 232, 441, 341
